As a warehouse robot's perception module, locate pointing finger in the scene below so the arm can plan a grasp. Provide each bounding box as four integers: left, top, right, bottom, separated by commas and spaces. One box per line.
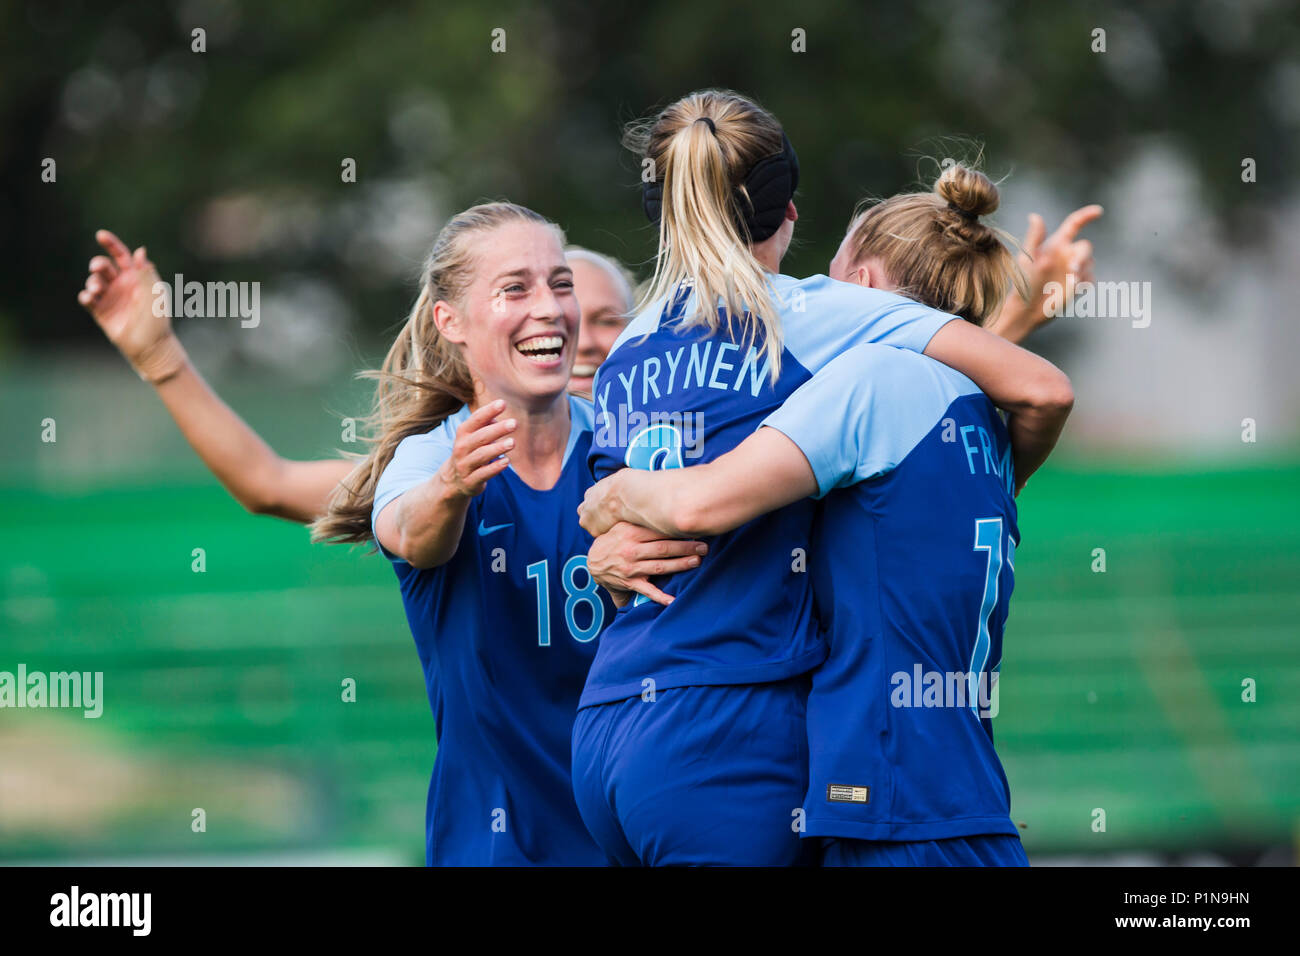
1054, 204, 1104, 243
629, 578, 674, 607
96, 230, 134, 270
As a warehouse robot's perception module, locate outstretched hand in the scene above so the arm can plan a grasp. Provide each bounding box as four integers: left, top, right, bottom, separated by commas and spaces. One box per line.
440, 400, 516, 498
78, 230, 173, 363
1015, 204, 1103, 329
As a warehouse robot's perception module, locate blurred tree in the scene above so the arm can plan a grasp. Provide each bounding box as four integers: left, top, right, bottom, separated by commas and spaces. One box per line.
1, 0, 1295, 356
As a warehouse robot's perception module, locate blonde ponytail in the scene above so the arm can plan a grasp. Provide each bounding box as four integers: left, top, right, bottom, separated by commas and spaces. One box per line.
630, 90, 791, 377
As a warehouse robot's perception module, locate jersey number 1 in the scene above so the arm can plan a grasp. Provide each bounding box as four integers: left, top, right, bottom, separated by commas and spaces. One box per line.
970, 517, 1014, 716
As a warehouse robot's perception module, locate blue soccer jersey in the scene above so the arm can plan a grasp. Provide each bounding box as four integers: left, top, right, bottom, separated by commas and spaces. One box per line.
762, 344, 1021, 842
372, 394, 614, 865
582, 275, 957, 706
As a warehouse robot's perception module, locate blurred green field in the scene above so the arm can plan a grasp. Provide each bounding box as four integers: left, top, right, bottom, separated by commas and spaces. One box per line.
1, 457, 1298, 864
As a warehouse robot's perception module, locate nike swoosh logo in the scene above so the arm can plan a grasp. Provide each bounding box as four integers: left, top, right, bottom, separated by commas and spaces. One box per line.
477, 520, 513, 536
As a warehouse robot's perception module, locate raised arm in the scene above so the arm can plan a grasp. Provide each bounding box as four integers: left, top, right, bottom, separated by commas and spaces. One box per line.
985, 204, 1102, 345
581, 311, 1073, 547
579, 427, 816, 540
922, 320, 1073, 492
78, 230, 351, 523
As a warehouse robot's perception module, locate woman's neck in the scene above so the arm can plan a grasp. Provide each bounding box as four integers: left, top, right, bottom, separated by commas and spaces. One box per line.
751, 245, 783, 274
470, 387, 572, 491
751, 230, 787, 274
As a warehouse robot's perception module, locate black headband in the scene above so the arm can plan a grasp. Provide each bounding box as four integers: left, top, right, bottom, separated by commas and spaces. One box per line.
642, 129, 800, 243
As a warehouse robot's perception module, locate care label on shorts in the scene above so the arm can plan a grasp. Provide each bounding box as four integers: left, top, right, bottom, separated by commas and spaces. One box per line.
827, 784, 870, 804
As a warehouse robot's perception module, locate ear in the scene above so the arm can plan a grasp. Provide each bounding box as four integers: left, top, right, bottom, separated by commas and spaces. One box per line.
850, 261, 873, 289
854, 258, 899, 294
433, 299, 467, 345
785, 200, 798, 223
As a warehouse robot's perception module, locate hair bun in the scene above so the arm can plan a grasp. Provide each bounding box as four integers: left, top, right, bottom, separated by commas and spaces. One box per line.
934, 163, 999, 219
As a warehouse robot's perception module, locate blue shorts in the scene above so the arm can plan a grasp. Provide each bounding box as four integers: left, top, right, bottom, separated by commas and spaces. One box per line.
571, 676, 814, 866
820, 833, 1029, 867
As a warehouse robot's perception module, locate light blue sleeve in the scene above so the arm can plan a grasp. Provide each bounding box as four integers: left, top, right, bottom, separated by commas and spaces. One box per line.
777, 274, 958, 374
761, 344, 978, 497
371, 406, 471, 553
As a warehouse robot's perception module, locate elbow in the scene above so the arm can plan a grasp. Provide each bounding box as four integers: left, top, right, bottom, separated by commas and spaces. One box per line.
237, 460, 293, 518
393, 529, 451, 571
388, 527, 425, 568
243, 492, 279, 517
391, 539, 428, 569
239, 489, 279, 520
406, 549, 452, 572
1045, 373, 1075, 418
1026, 368, 1074, 419
242, 489, 308, 523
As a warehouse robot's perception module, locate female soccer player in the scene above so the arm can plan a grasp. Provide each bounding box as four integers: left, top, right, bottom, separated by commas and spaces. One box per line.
77, 234, 634, 522
579, 162, 1064, 866
566, 248, 637, 399
78, 204, 699, 866
569, 89, 1073, 866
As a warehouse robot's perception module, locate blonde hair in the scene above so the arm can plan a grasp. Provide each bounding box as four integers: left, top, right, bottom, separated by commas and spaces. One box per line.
312, 201, 561, 544
843, 162, 1027, 326
627, 90, 789, 376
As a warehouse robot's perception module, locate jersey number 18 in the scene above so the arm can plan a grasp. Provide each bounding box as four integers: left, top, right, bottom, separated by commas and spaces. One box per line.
525, 556, 605, 646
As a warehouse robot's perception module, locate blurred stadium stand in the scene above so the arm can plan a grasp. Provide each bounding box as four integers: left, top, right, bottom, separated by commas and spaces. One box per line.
2, 363, 1296, 864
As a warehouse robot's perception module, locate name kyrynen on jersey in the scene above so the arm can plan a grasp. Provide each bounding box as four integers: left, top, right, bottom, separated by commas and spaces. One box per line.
595, 340, 773, 420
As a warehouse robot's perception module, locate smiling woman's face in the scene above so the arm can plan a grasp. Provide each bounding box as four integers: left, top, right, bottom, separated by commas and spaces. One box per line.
439, 221, 580, 411
569, 258, 631, 399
